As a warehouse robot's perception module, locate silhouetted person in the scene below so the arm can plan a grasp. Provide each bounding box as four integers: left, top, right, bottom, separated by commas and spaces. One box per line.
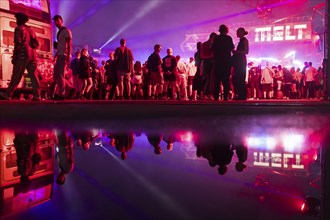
196, 146, 216, 167
162, 48, 177, 99
201, 32, 217, 99
163, 134, 177, 151
212, 24, 234, 101
233, 144, 248, 172
51, 15, 72, 100
147, 134, 163, 155
147, 44, 163, 100
110, 133, 134, 160
55, 130, 74, 185
70, 50, 81, 99
78, 48, 93, 99
104, 51, 118, 100
211, 144, 234, 175
114, 38, 134, 100
14, 131, 41, 184
192, 42, 203, 100
232, 27, 249, 100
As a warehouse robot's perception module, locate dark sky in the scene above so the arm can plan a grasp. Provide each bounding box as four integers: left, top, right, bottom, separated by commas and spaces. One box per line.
50, 0, 323, 62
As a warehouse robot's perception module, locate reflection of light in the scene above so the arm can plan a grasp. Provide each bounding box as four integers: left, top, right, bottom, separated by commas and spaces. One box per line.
246, 136, 276, 150
177, 131, 193, 142
282, 134, 304, 152
249, 57, 280, 64
94, 141, 102, 146
93, 48, 101, 54
266, 137, 276, 149
293, 60, 303, 68
100, 145, 190, 219
301, 203, 305, 211
91, 129, 99, 137
247, 137, 260, 147
247, 133, 305, 152
284, 51, 295, 59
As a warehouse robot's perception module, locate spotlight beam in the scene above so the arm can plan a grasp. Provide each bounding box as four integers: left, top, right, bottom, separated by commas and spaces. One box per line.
100, 144, 192, 219
99, 0, 161, 50
123, 0, 297, 44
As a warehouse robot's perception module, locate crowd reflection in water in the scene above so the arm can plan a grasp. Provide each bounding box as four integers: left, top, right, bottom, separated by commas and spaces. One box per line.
72, 130, 99, 151
14, 131, 42, 185
55, 129, 100, 184
55, 130, 74, 185
107, 132, 134, 160
146, 132, 178, 154
195, 140, 248, 175
163, 133, 177, 151
10, 128, 250, 186
1, 129, 55, 218
1, 127, 324, 219
147, 133, 163, 154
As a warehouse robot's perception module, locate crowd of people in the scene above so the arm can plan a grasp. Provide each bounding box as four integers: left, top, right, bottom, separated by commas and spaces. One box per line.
50, 24, 251, 101
247, 60, 326, 100
64, 28, 326, 101
0, 12, 327, 101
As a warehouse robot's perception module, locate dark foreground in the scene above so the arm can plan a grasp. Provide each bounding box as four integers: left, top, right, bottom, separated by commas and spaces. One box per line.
0, 99, 329, 131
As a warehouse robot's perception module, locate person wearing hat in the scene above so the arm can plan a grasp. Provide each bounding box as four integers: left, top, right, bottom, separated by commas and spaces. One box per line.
0, 12, 40, 101
232, 27, 249, 100
51, 15, 72, 100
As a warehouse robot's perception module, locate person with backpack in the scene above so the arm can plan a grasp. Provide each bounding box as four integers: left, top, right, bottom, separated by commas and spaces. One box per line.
51, 15, 72, 100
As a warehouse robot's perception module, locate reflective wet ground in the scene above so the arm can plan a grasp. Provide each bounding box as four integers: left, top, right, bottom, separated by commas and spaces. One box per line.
0, 100, 329, 220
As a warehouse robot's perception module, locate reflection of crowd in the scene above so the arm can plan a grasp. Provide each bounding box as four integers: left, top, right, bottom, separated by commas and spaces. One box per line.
55, 130, 74, 185
195, 141, 248, 175
14, 127, 324, 193
14, 131, 41, 184
11, 128, 249, 187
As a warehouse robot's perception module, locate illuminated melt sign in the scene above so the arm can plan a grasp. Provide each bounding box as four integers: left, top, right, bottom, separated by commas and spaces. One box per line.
254, 22, 311, 43
253, 152, 304, 169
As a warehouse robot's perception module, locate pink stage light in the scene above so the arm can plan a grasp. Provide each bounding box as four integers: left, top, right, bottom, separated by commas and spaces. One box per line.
246, 136, 276, 150
282, 134, 304, 153
313, 35, 320, 41
177, 131, 193, 142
